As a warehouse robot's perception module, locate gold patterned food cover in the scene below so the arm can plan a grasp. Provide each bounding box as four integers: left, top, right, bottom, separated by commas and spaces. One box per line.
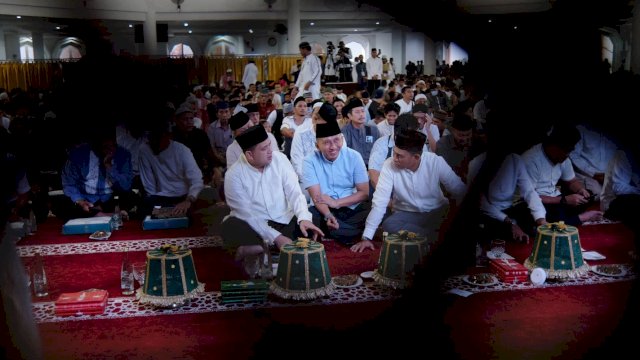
270, 238, 335, 300
137, 245, 205, 306
524, 222, 589, 279
373, 231, 428, 289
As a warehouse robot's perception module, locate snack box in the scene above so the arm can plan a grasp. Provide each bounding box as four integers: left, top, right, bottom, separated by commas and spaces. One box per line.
142, 215, 189, 230
62, 217, 113, 235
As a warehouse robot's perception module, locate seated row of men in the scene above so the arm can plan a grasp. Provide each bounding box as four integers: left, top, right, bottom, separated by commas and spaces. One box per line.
59, 98, 638, 267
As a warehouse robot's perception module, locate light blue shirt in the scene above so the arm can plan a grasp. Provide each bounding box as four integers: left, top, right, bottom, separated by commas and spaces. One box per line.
302, 144, 368, 210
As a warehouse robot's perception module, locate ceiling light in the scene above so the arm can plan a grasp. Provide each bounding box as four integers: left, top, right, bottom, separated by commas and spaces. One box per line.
249, 29, 254, 33
376, 21, 380, 25
55, 26, 61, 30
16, 15, 21, 19
488, 19, 492, 23
128, 24, 133, 28
354, 29, 358, 32
310, 22, 315, 26
513, 26, 518, 30
188, 30, 192, 34
184, 22, 189, 27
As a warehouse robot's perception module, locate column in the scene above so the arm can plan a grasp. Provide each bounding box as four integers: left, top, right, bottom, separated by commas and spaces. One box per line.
4, 31, 20, 61
391, 28, 404, 76
287, 0, 301, 54
32, 31, 45, 60
0, 29, 6, 60
632, 0, 640, 73
423, 37, 436, 76
143, 10, 158, 56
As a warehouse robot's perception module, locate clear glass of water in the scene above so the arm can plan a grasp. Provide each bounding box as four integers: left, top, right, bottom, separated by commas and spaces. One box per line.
132, 262, 146, 289
33, 272, 49, 297
121, 269, 134, 295
491, 239, 506, 258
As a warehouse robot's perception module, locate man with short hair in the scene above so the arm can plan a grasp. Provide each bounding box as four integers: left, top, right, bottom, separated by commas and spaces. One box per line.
226, 111, 280, 167
436, 113, 475, 179
222, 125, 323, 269
341, 98, 380, 167
242, 60, 258, 90
295, 42, 322, 100
352, 129, 466, 252
303, 121, 370, 245
206, 101, 233, 157
366, 48, 383, 95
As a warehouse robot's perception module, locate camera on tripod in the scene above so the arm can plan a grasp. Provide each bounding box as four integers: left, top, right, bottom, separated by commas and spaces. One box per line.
327, 41, 335, 54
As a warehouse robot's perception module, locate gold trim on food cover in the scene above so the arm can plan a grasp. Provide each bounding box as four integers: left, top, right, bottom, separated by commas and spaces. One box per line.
179, 257, 187, 294
285, 251, 293, 290
320, 250, 327, 285
304, 248, 310, 291
161, 258, 167, 297
567, 234, 575, 269
550, 233, 556, 271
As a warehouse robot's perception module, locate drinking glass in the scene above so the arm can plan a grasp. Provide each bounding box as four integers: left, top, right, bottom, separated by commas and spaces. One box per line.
132, 262, 147, 289
491, 239, 506, 258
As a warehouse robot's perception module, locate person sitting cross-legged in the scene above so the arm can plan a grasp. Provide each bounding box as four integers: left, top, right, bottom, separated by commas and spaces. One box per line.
302, 121, 371, 246
221, 125, 323, 274
352, 129, 466, 252
61, 126, 134, 220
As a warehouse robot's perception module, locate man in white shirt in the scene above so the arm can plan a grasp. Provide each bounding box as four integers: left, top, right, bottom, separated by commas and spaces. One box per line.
569, 124, 617, 198
376, 103, 400, 138
242, 60, 258, 90
479, 153, 547, 243
222, 125, 323, 266
394, 86, 415, 115
138, 119, 203, 218
521, 125, 603, 226
601, 148, 640, 233
366, 48, 383, 95
295, 42, 322, 100
352, 129, 466, 252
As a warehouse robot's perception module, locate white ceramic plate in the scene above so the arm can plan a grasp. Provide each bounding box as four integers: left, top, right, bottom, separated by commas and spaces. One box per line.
462, 274, 498, 287
360, 271, 375, 279
89, 231, 111, 241
333, 275, 363, 288
486, 251, 514, 260
591, 264, 627, 277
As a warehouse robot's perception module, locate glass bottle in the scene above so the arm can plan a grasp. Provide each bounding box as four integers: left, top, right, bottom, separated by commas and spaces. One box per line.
33, 252, 49, 297
120, 248, 134, 295
28, 200, 37, 234
112, 196, 123, 230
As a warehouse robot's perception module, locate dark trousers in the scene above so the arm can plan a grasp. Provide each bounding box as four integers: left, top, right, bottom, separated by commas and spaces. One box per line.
339, 67, 353, 82
309, 202, 370, 245
367, 79, 381, 96
544, 199, 593, 227
221, 216, 299, 250
57, 191, 137, 221
141, 194, 188, 218
480, 201, 537, 244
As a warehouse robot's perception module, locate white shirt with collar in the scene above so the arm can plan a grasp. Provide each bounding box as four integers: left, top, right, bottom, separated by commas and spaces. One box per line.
363, 152, 466, 239
569, 124, 617, 177
224, 151, 312, 245
600, 150, 640, 211
480, 153, 546, 222
226, 133, 280, 167
366, 56, 383, 79
521, 143, 575, 197
394, 99, 414, 115
376, 120, 394, 138
138, 141, 203, 199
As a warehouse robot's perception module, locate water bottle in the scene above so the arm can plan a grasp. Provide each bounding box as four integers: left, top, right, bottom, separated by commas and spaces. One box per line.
33, 252, 49, 297
120, 248, 134, 295
112, 196, 123, 230
28, 200, 37, 234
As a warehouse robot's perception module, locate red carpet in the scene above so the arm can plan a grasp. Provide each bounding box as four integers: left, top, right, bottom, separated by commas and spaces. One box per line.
9, 219, 638, 359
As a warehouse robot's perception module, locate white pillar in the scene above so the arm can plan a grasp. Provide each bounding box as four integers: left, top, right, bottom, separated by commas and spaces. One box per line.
423, 37, 436, 76
632, 0, 640, 73
287, 0, 301, 54
0, 29, 6, 60
32, 31, 45, 60
143, 10, 158, 56
4, 31, 20, 61
391, 29, 404, 76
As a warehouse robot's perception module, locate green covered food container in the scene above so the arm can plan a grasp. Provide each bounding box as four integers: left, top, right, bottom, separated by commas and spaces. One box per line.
373, 231, 428, 289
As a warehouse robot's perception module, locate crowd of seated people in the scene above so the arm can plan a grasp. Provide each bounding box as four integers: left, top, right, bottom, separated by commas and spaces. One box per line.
1, 60, 638, 278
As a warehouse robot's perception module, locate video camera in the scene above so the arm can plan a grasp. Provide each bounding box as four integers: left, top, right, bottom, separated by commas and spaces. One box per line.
327, 41, 335, 54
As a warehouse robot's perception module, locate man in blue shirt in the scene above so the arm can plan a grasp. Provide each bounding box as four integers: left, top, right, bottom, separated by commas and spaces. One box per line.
340, 98, 380, 168
61, 127, 133, 219
302, 121, 370, 245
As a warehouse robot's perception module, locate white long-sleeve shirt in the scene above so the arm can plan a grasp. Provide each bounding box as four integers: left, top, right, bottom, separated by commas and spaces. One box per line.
225, 133, 280, 167
521, 143, 575, 197
295, 53, 322, 100
480, 153, 546, 222
363, 153, 466, 239
138, 141, 203, 199
366, 57, 383, 79
224, 151, 312, 245
569, 125, 617, 177
600, 150, 640, 211
241, 63, 258, 89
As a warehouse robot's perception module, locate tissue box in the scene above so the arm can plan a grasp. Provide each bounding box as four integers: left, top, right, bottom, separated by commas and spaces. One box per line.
55, 289, 109, 316
221, 280, 269, 304
142, 215, 189, 230
490, 258, 529, 283
62, 217, 113, 235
